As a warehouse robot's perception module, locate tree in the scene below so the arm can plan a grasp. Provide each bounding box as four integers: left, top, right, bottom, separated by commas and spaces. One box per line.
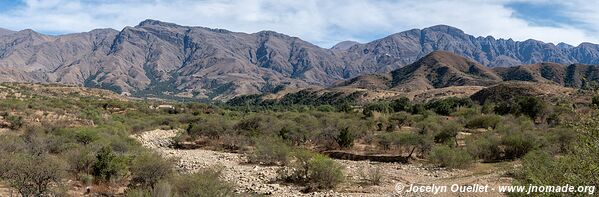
92, 146, 127, 182
0, 153, 67, 197
335, 127, 355, 148
391, 97, 412, 112
517, 96, 546, 120
434, 121, 460, 145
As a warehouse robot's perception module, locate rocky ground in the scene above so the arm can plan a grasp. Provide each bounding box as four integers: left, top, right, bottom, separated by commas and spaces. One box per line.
133, 129, 514, 197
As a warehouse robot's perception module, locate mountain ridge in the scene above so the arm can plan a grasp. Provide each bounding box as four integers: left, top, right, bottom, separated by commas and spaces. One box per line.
1, 20, 599, 100
340, 51, 599, 92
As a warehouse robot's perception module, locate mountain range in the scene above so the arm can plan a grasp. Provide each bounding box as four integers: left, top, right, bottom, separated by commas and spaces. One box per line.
1, 19, 599, 100
338, 51, 599, 91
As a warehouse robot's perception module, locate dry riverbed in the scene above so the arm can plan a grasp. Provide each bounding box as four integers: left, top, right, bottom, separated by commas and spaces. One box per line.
132, 129, 513, 197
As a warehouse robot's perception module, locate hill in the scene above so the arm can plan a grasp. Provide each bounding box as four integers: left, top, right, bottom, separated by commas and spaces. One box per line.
339, 51, 502, 91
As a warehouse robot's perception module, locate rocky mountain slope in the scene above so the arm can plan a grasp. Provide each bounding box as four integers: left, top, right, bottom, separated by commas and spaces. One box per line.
338, 25, 599, 69
339, 51, 502, 91
339, 51, 599, 92
1, 20, 599, 100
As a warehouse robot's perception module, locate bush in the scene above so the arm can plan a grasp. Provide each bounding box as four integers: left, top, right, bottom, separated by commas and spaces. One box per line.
358, 166, 383, 185
465, 115, 502, 129
280, 149, 315, 182
376, 132, 400, 150
547, 128, 576, 154
592, 95, 599, 108
279, 150, 344, 191
494, 101, 518, 115
515, 116, 599, 191
129, 152, 175, 189
434, 121, 460, 145
411, 103, 426, 114
388, 112, 413, 130
316, 105, 336, 112
172, 168, 235, 197
501, 132, 538, 160
63, 146, 97, 175
363, 101, 393, 114
335, 127, 355, 148
249, 137, 291, 165
425, 97, 473, 116
391, 97, 412, 112
399, 132, 432, 157
5, 115, 23, 130
74, 129, 100, 145
517, 96, 546, 119
428, 145, 473, 169
186, 117, 232, 139
0, 153, 67, 197
92, 146, 128, 182
307, 154, 344, 190
465, 134, 501, 162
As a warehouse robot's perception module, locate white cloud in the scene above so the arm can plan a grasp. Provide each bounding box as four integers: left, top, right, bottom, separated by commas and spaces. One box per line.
0, 0, 598, 47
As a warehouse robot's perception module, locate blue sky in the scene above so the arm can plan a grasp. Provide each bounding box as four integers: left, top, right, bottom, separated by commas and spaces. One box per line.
0, 0, 597, 48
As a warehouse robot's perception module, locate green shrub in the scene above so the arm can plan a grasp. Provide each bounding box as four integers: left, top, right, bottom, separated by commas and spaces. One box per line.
546, 128, 576, 154
465, 115, 502, 129
501, 132, 538, 160
92, 146, 128, 182
5, 115, 23, 130
494, 101, 518, 115
172, 168, 234, 197
434, 121, 460, 145
465, 134, 501, 162
307, 154, 344, 190
130, 152, 174, 189
249, 137, 291, 165
281, 149, 315, 182
63, 146, 97, 175
0, 153, 67, 197
399, 132, 433, 157
428, 145, 473, 169
388, 112, 413, 129
592, 95, 599, 108
376, 132, 400, 150
391, 97, 412, 112
316, 105, 336, 112
363, 101, 393, 114
74, 129, 100, 145
411, 103, 426, 114
517, 96, 546, 119
186, 117, 233, 139
279, 150, 344, 191
425, 97, 473, 116
335, 127, 355, 148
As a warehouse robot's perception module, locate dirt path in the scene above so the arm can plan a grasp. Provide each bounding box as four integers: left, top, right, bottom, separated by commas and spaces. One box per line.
132, 129, 512, 197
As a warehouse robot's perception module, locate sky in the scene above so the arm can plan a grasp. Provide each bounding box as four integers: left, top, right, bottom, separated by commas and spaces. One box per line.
0, 0, 598, 48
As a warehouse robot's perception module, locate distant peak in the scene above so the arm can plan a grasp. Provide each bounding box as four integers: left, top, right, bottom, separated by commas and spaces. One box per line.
424, 25, 464, 34
556, 42, 574, 50
137, 19, 180, 28
331, 40, 360, 50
